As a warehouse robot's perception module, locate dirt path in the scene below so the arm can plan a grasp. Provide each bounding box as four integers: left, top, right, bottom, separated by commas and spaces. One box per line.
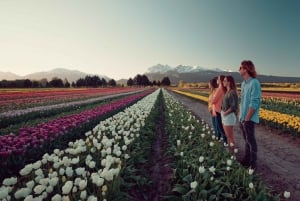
148, 96, 173, 201
129, 92, 173, 201
169, 91, 300, 201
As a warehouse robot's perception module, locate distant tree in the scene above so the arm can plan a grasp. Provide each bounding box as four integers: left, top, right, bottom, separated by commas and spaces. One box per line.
32, 80, 40, 88
63, 78, 70, 87
108, 79, 116, 86
64, 81, 70, 88
157, 80, 161, 86
76, 78, 86, 87
141, 75, 151, 86
0, 80, 8, 88
101, 78, 107, 87
15, 80, 24, 88
161, 77, 171, 86
84, 75, 93, 87
152, 80, 157, 86
49, 77, 64, 87
40, 78, 49, 88
127, 78, 134, 86
90, 75, 101, 87
133, 74, 142, 86
23, 79, 32, 88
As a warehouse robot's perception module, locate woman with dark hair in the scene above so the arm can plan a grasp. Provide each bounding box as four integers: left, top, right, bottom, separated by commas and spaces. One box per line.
221, 75, 239, 152
212, 75, 227, 144
208, 77, 219, 138
239, 60, 261, 169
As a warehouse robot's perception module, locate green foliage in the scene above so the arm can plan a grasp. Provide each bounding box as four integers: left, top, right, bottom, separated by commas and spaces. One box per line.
162, 89, 279, 201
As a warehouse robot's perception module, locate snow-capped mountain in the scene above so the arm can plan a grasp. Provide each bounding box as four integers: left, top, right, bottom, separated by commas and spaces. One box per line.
147, 64, 173, 73
147, 64, 225, 74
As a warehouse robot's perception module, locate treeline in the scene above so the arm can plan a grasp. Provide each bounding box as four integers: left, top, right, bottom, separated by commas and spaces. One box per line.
0, 74, 171, 88
127, 74, 170, 87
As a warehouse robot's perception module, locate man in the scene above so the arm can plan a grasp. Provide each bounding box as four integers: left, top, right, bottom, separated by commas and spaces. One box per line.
239, 60, 261, 169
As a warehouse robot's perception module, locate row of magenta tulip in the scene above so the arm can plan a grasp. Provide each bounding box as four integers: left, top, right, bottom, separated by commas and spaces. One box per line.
0, 90, 144, 132
0, 89, 160, 200
0, 89, 155, 179
0, 87, 140, 113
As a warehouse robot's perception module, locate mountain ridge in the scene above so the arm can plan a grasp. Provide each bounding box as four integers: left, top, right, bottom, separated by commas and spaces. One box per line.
145, 64, 300, 84
1, 65, 299, 84
0, 68, 110, 83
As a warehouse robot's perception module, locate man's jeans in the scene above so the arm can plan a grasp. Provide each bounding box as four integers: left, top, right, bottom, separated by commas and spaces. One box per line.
240, 121, 257, 167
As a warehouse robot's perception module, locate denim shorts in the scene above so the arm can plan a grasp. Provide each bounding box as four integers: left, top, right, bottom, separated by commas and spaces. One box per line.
221, 111, 237, 126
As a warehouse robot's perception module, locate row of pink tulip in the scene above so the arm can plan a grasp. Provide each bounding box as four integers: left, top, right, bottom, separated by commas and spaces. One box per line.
0, 87, 140, 113
0, 89, 154, 177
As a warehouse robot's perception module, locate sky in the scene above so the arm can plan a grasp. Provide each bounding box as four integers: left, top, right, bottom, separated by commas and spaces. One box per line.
0, 0, 299, 80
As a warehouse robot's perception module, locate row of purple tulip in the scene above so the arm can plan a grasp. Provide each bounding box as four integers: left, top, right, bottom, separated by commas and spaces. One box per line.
0, 89, 154, 179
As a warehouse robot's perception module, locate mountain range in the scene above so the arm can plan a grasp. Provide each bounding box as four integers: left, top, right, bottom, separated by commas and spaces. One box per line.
145, 64, 300, 84
1, 65, 299, 85
0, 68, 109, 83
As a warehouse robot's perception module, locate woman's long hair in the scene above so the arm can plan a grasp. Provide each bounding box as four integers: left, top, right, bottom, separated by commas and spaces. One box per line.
225, 75, 237, 90
219, 75, 227, 92
241, 60, 257, 78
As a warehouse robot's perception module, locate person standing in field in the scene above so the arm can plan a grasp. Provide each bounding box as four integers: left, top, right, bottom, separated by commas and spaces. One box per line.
212, 75, 227, 144
221, 75, 239, 153
239, 60, 261, 169
208, 77, 219, 138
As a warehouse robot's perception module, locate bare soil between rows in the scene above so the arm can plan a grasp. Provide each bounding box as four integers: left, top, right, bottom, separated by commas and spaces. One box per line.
170, 91, 300, 201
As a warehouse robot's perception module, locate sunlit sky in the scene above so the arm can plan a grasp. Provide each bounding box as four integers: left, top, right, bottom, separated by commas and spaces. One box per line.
0, 0, 299, 80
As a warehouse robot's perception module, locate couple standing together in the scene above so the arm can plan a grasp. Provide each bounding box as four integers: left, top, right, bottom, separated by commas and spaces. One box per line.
208, 60, 261, 169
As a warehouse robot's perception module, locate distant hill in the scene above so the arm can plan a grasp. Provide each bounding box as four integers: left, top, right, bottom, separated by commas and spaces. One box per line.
0, 71, 22, 80
1, 65, 299, 85
0, 68, 110, 83
145, 64, 300, 85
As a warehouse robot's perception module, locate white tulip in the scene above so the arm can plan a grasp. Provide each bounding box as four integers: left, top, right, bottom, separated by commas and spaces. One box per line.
227, 159, 232, 166
65, 167, 73, 177
284, 191, 290, 198
209, 166, 216, 174
49, 177, 59, 187
51, 194, 62, 201
14, 188, 31, 199
80, 190, 87, 200
62, 181, 73, 194
199, 166, 205, 174
33, 161, 42, 169
34, 184, 46, 195
79, 180, 87, 190
20, 164, 33, 176
190, 181, 198, 189
0, 187, 8, 199
199, 156, 204, 163
2, 177, 18, 186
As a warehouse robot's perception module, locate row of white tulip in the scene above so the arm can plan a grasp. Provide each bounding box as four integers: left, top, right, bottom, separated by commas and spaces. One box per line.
162, 89, 280, 200
0, 89, 160, 201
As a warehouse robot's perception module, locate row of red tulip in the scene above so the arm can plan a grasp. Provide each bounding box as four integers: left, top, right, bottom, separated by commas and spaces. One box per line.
0, 87, 140, 113
0, 89, 154, 177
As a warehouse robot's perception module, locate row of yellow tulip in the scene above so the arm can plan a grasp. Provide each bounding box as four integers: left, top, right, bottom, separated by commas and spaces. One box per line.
172, 89, 300, 136
259, 108, 300, 134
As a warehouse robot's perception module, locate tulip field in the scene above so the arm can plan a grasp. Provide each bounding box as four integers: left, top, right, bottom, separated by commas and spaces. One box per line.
172, 88, 300, 137
0, 88, 282, 200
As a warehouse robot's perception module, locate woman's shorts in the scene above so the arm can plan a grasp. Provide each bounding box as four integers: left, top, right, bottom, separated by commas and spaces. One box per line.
221, 112, 237, 126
